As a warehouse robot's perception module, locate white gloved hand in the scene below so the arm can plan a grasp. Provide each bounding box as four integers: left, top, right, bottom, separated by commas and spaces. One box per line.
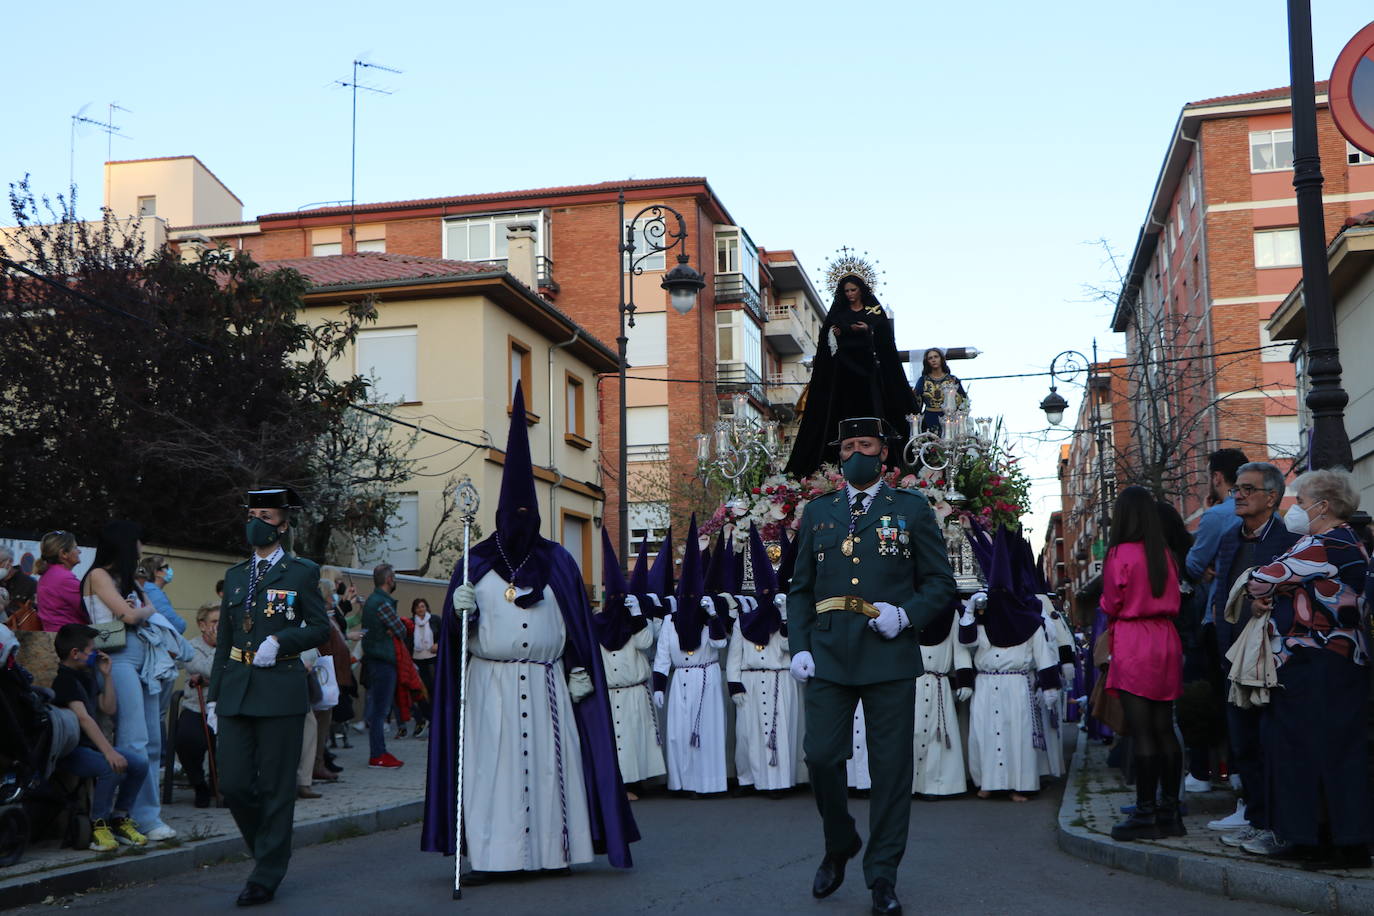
569, 667, 593, 702
452, 583, 477, 614
1061, 663, 1075, 688
789, 650, 815, 682
625, 595, 643, 618
774, 593, 788, 619
956, 687, 972, 703
731, 691, 747, 708
205, 701, 218, 734
867, 602, 907, 640
960, 591, 986, 627
1042, 689, 1061, 708
653, 690, 665, 709
251, 636, 280, 667
701, 596, 717, 617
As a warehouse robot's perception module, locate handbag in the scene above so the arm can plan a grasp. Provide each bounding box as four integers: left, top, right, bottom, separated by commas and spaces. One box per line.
7, 599, 40, 632
312, 656, 340, 711
92, 619, 127, 651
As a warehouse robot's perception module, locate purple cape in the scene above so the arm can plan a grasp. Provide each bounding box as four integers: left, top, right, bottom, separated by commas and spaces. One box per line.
420, 539, 641, 865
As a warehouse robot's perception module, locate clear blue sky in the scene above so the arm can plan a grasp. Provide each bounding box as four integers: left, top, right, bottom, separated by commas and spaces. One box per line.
7, 1, 1372, 544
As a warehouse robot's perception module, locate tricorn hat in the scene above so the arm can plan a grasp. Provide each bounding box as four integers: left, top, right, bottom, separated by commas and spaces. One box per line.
829, 416, 892, 446
244, 487, 301, 510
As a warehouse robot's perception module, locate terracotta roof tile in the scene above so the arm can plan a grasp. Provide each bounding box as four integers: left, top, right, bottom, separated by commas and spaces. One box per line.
259, 177, 709, 221
263, 252, 499, 288
1188, 81, 1328, 107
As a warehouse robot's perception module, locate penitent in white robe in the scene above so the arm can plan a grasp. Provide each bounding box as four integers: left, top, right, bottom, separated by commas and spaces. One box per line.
847, 704, 871, 790
600, 620, 666, 784
463, 571, 593, 872
727, 625, 805, 790
1035, 603, 1075, 779
913, 625, 972, 796
966, 625, 1057, 794
652, 616, 728, 793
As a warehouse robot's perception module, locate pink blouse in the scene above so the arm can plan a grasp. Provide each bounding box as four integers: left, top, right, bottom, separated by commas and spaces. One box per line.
37, 564, 87, 631
1101, 542, 1180, 621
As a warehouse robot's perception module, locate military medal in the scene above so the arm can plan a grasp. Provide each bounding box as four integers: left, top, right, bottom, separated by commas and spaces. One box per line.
841, 535, 856, 557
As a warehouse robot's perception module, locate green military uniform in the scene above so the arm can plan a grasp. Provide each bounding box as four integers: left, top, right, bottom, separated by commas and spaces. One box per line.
210, 542, 328, 895
788, 479, 955, 889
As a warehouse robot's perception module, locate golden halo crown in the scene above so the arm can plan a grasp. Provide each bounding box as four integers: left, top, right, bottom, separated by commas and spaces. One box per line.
822, 247, 883, 298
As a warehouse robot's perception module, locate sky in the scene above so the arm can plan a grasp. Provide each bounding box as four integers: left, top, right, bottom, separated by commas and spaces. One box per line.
7, 0, 1373, 547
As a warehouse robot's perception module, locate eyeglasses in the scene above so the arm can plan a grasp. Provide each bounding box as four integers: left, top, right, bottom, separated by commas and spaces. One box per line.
1229, 485, 1273, 497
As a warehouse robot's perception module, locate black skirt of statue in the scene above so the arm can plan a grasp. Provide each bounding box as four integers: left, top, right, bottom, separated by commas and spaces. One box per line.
784, 303, 916, 478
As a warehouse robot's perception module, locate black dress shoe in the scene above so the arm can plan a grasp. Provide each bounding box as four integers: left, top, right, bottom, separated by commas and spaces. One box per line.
236, 883, 274, 907
871, 878, 902, 915
812, 834, 862, 898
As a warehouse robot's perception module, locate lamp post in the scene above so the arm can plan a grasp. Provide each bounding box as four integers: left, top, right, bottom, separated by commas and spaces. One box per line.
1040, 342, 1113, 574
616, 190, 706, 563
1286, 0, 1353, 470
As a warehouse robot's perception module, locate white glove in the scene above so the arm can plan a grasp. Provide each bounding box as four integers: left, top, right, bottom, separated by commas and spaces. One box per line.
1042, 689, 1061, 708
701, 596, 717, 617
569, 667, 593, 702
452, 583, 477, 614
664, 596, 677, 615
956, 687, 972, 702
960, 591, 986, 627
653, 690, 665, 709
867, 602, 907, 640
205, 701, 218, 734
1061, 663, 1075, 688
731, 692, 747, 708
625, 595, 643, 617
789, 650, 815, 682
774, 593, 788, 619
251, 636, 280, 667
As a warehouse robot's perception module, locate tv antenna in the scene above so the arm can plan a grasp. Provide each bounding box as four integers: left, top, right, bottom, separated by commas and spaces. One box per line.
333, 58, 402, 242
69, 103, 130, 194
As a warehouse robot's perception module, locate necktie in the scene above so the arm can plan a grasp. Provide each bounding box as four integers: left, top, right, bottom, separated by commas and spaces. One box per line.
244, 558, 271, 632
851, 492, 869, 521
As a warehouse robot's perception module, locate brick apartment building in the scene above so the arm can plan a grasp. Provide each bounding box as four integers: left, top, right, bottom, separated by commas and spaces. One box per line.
1100, 82, 1374, 534
105, 159, 827, 566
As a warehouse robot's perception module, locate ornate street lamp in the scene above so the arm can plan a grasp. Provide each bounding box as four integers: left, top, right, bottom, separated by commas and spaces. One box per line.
616, 190, 706, 563
1039, 344, 1113, 569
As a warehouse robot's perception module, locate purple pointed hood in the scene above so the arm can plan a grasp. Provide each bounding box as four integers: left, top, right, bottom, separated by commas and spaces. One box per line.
740, 523, 784, 644
645, 528, 674, 618
982, 526, 1046, 648
595, 527, 645, 651
673, 515, 708, 651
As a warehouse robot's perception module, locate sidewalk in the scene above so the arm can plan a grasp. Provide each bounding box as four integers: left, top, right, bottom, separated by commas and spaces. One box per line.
0, 725, 428, 910
1058, 730, 1374, 914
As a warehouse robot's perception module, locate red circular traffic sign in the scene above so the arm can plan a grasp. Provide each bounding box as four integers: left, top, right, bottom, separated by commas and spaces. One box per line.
1331, 21, 1374, 157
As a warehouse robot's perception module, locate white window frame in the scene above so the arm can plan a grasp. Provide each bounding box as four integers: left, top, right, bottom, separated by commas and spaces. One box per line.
312, 241, 343, 257
1347, 142, 1374, 166
137, 196, 156, 217
442, 209, 548, 263
1254, 228, 1301, 269
355, 238, 386, 253
625, 311, 667, 366
1250, 129, 1294, 173
357, 493, 420, 571
626, 406, 669, 461
357, 327, 419, 404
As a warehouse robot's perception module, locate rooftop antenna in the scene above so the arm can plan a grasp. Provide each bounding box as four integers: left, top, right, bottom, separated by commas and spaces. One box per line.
106, 102, 133, 161
334, 58, 401, 246
69, 104, 129, 197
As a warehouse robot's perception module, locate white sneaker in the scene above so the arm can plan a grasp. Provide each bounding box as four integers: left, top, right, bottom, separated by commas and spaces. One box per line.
1220, 825, 1262, 848
1241, 829, 1293, 857
1184, 775, 1212, 794
351, 722, 366, 733
1229, 773, 1241, 791
143, 824, 178, 842
1207, 800, 1248, 830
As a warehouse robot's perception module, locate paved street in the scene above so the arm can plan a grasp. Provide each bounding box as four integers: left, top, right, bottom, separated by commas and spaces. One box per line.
16, 778, 1296, 915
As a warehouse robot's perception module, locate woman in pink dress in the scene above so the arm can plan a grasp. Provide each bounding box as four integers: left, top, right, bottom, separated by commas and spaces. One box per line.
1101, 486, 1183, 842
36, 530, 88, 631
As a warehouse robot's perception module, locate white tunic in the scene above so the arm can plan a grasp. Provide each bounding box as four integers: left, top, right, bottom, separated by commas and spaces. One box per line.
463, 571, 593, 871
652, 616, 728, 793
913, 623, 972, 796
966, 625, 1057, 793
726, 624, 804, 790
847, 704, 871, 790
1035, 605, 1075, 779
599, 620, 666, 784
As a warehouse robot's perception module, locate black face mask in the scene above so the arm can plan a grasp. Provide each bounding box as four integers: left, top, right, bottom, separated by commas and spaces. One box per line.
246, 517, 283, 548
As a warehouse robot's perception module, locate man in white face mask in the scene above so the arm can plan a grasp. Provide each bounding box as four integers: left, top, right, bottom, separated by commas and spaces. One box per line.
1206, 461, 1299, 846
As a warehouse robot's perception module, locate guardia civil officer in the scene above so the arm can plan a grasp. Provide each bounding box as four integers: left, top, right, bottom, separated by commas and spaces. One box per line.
788, 418, 956, 916
209, 487, 329, 907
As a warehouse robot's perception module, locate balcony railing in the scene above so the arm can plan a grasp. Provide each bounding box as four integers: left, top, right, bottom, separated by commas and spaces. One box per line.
715, 273, 763, 322
716, 362, 764, 402
763, 303, 813, 355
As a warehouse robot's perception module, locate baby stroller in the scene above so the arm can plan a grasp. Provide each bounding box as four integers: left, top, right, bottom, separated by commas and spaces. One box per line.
0, 625, 85, 865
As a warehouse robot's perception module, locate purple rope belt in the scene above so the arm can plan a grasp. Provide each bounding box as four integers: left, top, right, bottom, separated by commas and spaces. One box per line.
611, 679, 663, 747
926, 672, 952, 750
743, 667, 785, 766
979, 669, 1045, 751
678, 660, 719, 748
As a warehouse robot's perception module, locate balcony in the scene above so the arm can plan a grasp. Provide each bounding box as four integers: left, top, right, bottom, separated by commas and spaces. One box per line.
715, 272, 763, 323
763, 303, 813, 355
766, 372, 805, 407
717, 362, 764, 402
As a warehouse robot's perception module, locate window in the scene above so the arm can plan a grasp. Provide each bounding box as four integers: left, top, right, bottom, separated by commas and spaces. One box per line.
443, 210, 547, 262
137, 196, 156, 217
509, 336, 532, 413
1250, 129, 1294, 172
714, 310, 762, 379
716, 311, 734, 361
1254, 228, 1300, 268
358, 493, 420, 571
1348, 142, 1374, 165
355, 238, 386, 253
564, 371, 587, 446
312, 242, 343, 257
626, 406, 669, 460
626, 311, 667, 366
714, 227, 759, 281
629, 502, 669, 554
1265, 416, 1302, 458
560, 511, 592, 585
623, 219, 665, 272
357, 328, 418, 403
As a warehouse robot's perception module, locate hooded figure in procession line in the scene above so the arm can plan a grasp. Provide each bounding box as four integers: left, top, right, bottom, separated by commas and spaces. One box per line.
784, 275, 917, 479
209, 486, 329, 908
787, 417, 956, 916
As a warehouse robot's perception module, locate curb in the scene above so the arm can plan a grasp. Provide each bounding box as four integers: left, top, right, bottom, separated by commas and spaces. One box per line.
1056, 730, 1374, 915
0, 798, 424, 911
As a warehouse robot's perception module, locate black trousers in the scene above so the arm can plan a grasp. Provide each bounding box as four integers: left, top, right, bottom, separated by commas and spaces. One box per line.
173, 707, 215, 787
414, 657, 436, 724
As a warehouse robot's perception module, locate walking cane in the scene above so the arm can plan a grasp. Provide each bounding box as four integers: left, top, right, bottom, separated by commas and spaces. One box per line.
194, 680, 220, 805
453, 477, 480, 900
